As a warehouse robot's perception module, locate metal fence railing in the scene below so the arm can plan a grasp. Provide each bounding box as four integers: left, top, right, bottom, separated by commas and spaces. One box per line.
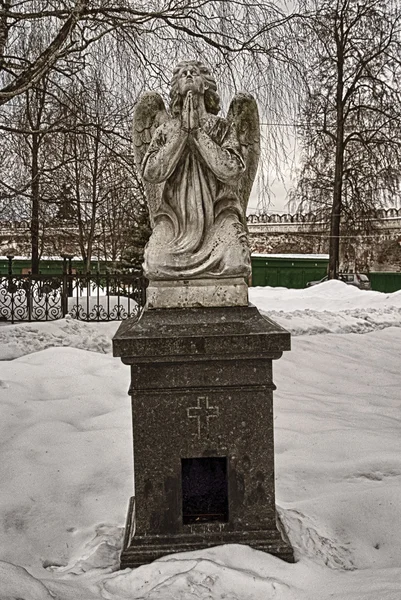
0, 272, 147, 323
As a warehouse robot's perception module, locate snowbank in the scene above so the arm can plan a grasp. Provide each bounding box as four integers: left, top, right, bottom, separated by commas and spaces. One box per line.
250, 281, 401, 335
0, 281, 401, 599
250, 280, 401, 312
0, 317, 117, 360
0, 282, 400, 362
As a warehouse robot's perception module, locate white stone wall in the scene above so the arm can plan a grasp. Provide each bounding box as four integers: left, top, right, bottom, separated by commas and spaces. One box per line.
1, 210, 401, 271
247, 211, 401, 271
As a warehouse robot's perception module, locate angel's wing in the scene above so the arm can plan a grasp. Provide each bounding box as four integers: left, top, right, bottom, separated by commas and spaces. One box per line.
227, 93, 260, 217
132, 91, 168, 225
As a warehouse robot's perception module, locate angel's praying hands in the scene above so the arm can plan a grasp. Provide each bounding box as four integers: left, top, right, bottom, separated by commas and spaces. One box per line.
181, 91, 198, 133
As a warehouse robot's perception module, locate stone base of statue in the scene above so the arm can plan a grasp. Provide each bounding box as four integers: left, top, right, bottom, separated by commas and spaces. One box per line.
113, 305, 294, 568
146, 277, 249, 309
120, 498, 293, 568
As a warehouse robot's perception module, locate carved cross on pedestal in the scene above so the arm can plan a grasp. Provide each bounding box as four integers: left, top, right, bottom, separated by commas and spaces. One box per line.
187, 396, 219, 439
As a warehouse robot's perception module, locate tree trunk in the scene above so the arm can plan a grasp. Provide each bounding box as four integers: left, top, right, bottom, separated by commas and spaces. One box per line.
329, 24, 345, 280
31, 132, 40, 274
85, 129, 100, 274
328, 139, 344, 279
72, 134, 87, 268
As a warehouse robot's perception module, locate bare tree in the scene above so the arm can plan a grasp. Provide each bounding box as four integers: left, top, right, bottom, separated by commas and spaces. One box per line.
0, 1, 308, 270
0, 1, 307, 190
0, 74, 71, 271
293, 0, 401, 277
0, 0, 91, 105
53, 68, 148, 273
0, 1, 301, 105
97, 166, 150, 268
0, 46, 151, 272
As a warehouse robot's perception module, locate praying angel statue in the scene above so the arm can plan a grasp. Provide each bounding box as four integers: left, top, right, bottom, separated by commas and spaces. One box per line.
132, 60, 260, 307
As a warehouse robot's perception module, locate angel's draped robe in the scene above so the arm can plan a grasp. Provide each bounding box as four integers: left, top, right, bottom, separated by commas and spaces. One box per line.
141, 114, 251, 280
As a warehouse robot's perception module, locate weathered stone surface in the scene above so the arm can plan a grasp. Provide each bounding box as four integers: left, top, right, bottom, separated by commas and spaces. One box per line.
113, 305, 294, 567
113, 304, 290, 361
132, 60, 260, 293
146, 278, 248, 309
121, 498, 293, 568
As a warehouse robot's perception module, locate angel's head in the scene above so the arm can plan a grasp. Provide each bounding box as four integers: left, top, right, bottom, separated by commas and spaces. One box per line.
170, 60, 220, 116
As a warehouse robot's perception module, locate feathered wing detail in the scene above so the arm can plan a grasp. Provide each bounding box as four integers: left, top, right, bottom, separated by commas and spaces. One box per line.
132, 91, 168, 225
227, 93, 260, 219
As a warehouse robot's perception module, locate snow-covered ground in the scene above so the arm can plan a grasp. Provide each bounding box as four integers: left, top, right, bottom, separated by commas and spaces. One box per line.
250, 280, 401, 336
1, 280, 401, 599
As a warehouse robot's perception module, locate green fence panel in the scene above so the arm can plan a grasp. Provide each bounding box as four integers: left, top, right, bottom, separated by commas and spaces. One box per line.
251, 256, 329, 289
302, 267, 328, 287
369, 272, 401, 293
251, 256, 401, 292
264, 269, 279, 287
0, 258, 114, 275
279, 269, 304, 289
252, 266, 267, 287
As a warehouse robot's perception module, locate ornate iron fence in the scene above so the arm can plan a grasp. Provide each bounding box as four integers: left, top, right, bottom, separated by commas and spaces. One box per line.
0, 272, 147, 323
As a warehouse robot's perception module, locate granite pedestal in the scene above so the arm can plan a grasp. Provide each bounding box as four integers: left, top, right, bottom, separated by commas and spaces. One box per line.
113, 305, 294, 568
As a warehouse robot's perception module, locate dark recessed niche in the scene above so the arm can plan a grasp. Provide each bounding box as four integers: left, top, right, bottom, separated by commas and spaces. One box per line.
181, 457, 228, 524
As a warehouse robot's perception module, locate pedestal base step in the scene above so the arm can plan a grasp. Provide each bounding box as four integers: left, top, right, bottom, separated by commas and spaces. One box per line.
120, 498, 294, 569
121, 533, 294, 569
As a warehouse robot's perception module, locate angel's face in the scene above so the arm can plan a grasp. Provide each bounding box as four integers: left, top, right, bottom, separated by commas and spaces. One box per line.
177, 64, 206, 97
